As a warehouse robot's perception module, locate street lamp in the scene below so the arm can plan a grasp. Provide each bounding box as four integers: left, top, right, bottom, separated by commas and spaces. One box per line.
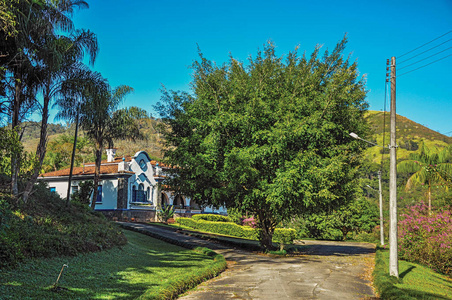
350, 133, 385, 246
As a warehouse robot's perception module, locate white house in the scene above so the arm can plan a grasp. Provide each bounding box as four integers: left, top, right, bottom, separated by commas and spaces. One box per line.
38, 149, 226, 221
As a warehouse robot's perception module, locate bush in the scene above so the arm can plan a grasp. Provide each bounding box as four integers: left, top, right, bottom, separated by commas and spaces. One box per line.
0, 182, 127, 268
398, 203, 452, 276
71, 180, 94, 205
192, 214, 231, 223
176, 217, 296, 244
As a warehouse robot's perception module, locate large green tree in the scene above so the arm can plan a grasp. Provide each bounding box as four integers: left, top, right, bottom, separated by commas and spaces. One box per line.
156, 38, 369, 250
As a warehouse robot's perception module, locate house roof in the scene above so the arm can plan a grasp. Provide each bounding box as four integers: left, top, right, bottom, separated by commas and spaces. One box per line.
39, 164, 134, 178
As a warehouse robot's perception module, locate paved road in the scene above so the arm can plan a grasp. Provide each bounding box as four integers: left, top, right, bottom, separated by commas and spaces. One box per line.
118, 222, 376, 300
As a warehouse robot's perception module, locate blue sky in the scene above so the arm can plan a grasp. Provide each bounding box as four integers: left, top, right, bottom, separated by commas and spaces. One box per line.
68, 0, 452, 135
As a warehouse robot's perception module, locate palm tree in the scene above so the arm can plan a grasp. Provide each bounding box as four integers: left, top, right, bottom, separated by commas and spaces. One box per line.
21, 29, 98, 203
54, 68, 106, 205
77, 80, 145, 209
397, 142, 452, 214
1, 0, 82, 197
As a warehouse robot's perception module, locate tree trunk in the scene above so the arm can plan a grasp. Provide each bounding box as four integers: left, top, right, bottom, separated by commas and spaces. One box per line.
90, 142, 103, 210
66, 110, 80, 206
11, 73, 22, 198
258, 212, 275, 251
22, 86, 50, 203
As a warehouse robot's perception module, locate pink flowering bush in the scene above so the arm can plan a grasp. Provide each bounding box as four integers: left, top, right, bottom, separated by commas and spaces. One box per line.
398, 202, 452, 276
242, 216, 256, 228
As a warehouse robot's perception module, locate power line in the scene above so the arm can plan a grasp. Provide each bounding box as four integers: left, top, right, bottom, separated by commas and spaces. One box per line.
398, 46, 452, 70
398, 53, 452, 77
398, 30, 452, 58
398, 38, 452, 65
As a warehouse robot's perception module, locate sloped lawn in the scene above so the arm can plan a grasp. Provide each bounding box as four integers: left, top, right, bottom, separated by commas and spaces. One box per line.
0, 230, 226, 299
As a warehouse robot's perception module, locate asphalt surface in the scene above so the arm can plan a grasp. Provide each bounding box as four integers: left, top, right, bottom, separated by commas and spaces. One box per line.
118, 222, 376, 300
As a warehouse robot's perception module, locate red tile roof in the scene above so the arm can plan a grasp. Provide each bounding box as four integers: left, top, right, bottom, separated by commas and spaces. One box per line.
39, 165, 133, 177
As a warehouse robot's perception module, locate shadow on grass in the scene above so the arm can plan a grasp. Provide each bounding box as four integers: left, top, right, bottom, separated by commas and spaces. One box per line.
399, 266, 416, 279
0, 230, 224, 300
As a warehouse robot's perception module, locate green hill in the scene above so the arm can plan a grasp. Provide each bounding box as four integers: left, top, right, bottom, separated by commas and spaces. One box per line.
363, 111, 452, 164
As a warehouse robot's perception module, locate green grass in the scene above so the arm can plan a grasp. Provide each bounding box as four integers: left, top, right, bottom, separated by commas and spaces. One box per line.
373, 247, 452, 299
0, 230, 226, 299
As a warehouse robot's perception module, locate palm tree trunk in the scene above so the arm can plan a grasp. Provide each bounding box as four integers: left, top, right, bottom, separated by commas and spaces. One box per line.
66, 110, 80, 206
90, 141, 102, 210
10, 73, 22, 198
22, 86, 51, 203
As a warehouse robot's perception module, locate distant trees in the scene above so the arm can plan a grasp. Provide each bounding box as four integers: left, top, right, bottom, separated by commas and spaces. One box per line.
156, 38, 369, 250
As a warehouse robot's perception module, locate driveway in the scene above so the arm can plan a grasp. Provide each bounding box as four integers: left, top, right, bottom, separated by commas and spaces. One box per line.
118, 222, 376, 300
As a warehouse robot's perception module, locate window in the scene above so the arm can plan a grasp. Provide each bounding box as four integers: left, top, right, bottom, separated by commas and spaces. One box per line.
71, 186, 79, 194
139, 159, 147, 171
50, 187, 56, 193
96, 185, 102, 202
132, 185, 137, 202
147, 187, 150, 200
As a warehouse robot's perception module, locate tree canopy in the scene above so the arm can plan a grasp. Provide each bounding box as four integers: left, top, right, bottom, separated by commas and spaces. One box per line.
156, 38, 369, 249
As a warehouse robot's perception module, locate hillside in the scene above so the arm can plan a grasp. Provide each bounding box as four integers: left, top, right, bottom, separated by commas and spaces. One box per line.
363, 111, 452, 163
20, 118, 165, 171
20, 111, 452, 168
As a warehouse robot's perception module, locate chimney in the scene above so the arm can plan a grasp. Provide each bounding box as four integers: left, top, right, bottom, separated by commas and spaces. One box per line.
106, 148, 117, 162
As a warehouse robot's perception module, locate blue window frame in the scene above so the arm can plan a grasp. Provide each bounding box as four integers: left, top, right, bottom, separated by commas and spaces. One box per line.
96, 185, 102, 202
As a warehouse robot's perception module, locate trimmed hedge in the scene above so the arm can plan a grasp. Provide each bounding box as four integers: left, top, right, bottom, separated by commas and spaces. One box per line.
192, 214, 232, 223
176, 217, 296, 244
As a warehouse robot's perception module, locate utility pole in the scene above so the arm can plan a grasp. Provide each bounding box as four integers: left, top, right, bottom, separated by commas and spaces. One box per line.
378, 170, 384, 246
389, 56, 399, 278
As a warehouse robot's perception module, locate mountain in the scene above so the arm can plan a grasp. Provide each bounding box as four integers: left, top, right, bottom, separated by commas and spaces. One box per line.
363, 111, 452, 164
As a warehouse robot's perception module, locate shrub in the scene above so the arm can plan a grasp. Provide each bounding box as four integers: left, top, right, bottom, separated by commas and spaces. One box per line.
0, 183, 127, 268
398, 203, 452, 276
192, 214, 231, 223
242, 216, 256, 228
71, 180, 94, 205
176, 217, 296, 245
157, 206, 175, 222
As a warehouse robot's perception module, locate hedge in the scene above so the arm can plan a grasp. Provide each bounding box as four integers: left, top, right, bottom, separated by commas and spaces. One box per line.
176, 217, 296, 244
192, 214, 232, 223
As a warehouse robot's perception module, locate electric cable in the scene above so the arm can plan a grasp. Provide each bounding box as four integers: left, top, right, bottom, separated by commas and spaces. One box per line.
398, 38, 452, 65
398, 30, 451, 58
398, 46, 452, 70
398, 53, 452, 77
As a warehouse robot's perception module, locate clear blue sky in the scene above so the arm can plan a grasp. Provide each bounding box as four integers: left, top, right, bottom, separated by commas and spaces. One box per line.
68, 0, 452, 135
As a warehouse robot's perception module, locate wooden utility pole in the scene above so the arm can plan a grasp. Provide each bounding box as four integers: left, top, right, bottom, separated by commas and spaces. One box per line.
389, 56, 399, 278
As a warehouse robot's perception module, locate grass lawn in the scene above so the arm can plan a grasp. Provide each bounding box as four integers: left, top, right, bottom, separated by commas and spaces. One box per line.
0, 230, 226, 299
373, 248, 452, 299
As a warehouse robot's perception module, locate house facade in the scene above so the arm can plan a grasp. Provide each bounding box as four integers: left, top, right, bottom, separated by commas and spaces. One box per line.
39, 149, 226, 221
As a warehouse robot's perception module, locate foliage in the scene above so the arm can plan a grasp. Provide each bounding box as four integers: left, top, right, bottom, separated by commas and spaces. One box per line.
0, 230, 227, 300
0, 127, 22, 176
397, 143, 452, 214
42, 134, 93, 172
0, 182, 126, 268
157, 205, 175, 222
192, 213, 231, 222
226, 207, 244, 225
156, 37, 369, 250
176, 217, 296, 244
71, 180, 94, 206
373, 247, 452, 299
398, 203, 452, 276
298, 197, 379, 240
